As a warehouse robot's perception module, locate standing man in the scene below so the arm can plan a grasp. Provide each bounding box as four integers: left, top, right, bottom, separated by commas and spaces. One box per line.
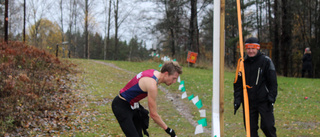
234, 37, 278, 137
112, 61, 182, 137
302, 47, 312, 78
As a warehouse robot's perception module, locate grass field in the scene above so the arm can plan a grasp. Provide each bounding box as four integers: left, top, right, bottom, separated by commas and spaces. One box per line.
67, 59, 319, 137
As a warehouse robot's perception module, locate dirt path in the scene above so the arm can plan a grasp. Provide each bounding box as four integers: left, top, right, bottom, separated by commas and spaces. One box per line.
93, 60, 210, 134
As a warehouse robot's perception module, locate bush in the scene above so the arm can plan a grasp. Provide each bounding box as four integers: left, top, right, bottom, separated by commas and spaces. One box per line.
0, 41, 78, 136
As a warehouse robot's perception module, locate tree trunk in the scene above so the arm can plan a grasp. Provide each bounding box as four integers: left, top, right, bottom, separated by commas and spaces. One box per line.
67, 0, 75, 58
72, 0, 77, 57
255, 0, 260, 40
23, 0, 26, 42
280, 0, 291, 76
105, 0, 112, 60
4, 0, 8, 43
273, 0, 280, 73
60, 0, 64, 44
85, 0, 89, 59
189, 0, 197, 52
103, 1, 107, 60
267, 0, 272, 42
114, 0, 119, 60
170, 28, 175, 58
314, 1, 320, 78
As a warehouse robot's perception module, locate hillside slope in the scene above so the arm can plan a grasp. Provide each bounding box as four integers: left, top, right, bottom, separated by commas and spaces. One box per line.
0, 42, 78, 136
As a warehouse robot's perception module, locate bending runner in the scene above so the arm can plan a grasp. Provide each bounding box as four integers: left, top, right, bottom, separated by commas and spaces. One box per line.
112, 61, 182, 137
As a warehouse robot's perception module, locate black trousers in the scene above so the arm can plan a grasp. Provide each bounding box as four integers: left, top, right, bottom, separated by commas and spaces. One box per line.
243, 101, 277, 137
111, 96, 143, 137
302, 69, 312, 78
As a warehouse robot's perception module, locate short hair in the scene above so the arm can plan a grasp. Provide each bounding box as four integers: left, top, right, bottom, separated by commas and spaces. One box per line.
161, 61, 182, 75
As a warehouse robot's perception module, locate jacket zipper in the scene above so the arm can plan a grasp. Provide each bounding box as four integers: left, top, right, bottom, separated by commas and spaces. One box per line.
265, 86, 269, 93
256, 67, 261, 85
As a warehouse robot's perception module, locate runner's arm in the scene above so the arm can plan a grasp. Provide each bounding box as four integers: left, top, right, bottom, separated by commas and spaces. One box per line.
147, 81, 168, 130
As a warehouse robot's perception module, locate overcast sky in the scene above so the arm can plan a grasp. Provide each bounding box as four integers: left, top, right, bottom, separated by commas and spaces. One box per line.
8, 1, 262, 49
10, 0, 215, 49
10, 0, 161, 49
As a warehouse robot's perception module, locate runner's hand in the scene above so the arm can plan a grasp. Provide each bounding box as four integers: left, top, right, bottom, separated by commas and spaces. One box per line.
165, 127, 177, 137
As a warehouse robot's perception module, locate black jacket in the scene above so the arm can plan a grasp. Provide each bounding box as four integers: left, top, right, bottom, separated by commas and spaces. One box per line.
302, 53, 312, 70
134, 104, 150, 137
234, 52, 278, 107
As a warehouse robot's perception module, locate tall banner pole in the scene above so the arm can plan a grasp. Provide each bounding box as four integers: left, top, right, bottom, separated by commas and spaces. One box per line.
212, 0, 221, 136
220, 0, 225, 136
236, 0, 251, 136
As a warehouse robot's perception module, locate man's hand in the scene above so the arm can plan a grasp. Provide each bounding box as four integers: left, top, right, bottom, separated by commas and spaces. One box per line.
165, 127, 177, 137
234, 103, 240, 115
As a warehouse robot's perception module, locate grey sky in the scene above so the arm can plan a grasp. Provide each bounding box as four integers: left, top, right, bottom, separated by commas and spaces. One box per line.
10, 0, 214, 49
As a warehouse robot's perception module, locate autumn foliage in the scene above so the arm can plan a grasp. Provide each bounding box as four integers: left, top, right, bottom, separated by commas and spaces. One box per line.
0, 41, 78, 135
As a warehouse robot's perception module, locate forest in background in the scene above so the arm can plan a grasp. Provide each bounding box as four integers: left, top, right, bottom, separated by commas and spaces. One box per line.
0, 0, 319, 78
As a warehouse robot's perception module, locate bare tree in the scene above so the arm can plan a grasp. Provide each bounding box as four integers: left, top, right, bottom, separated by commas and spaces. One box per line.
280, 0, 292, 76
85, 0, 89, 58
273, 0, 280, 72
111, 0, 134, 60
80, 0, 99, 59
23, 0, 26, 42
28, 0, 52, 48
4, 0, 8, 43
6, 0, 23, 41
113, 0, 118, 60
189, 0, 199, 54
103, 0, 112, 60
66, 0, 79, 57
59, 0, 65, 43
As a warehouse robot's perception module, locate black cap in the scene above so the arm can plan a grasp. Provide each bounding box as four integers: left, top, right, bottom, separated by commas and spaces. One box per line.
245, 37, 259, 44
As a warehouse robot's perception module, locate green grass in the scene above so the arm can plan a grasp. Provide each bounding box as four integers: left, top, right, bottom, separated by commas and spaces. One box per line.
66, 59, 320, 136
